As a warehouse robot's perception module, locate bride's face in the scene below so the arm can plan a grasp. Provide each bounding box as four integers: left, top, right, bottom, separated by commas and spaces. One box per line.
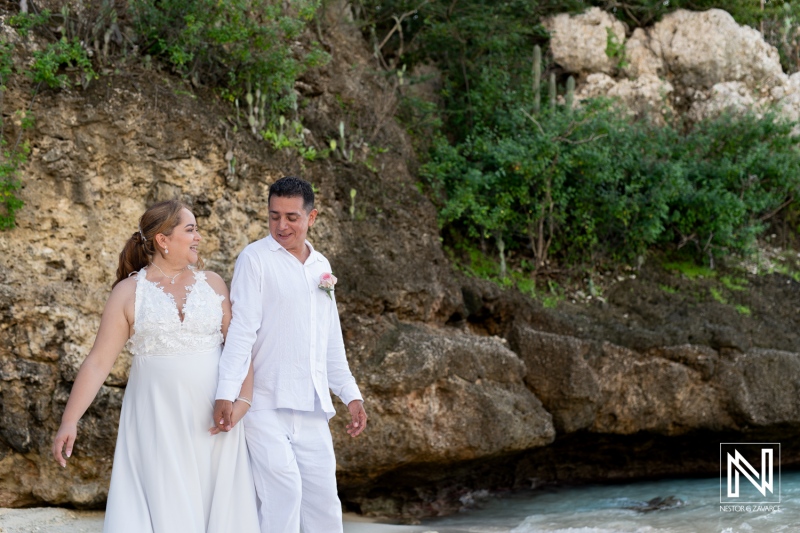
162, 208, 201, 265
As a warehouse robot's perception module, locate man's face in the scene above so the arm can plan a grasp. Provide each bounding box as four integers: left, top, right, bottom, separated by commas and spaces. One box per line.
268, 195, 317, 255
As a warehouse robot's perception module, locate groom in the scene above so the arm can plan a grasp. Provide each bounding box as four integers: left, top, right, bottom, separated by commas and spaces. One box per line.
214, 176, 367, 532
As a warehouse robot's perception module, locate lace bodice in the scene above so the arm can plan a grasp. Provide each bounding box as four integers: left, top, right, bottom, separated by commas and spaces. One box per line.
127, 267, 225, 356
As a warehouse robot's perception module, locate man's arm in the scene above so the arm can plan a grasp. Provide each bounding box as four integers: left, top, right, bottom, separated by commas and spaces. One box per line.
214, 250, 263, 430
326, 294, 366, 436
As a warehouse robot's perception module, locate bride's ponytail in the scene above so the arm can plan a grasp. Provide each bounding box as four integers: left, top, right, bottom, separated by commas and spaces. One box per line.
113, 200, 191, 288
113, 232, 151, 288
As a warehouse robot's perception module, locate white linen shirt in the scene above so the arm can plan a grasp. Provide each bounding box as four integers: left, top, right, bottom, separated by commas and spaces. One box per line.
215, 235, 363, 419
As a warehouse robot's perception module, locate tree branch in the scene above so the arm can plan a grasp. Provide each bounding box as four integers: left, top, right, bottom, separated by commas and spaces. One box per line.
556, 133, 608, 145
376, 1, 430, 55
759, 195, 795, 222
520, 108, 546, 136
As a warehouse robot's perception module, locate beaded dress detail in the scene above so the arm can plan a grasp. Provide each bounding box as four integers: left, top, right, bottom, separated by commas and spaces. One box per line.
103, 268, 260, 533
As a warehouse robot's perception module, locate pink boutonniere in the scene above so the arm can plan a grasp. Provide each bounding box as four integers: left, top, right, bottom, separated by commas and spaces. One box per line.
318, 272, 338, 300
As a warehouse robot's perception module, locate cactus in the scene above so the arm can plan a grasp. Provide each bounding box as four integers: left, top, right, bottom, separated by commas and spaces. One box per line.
496, 231, 507, 278
549, 73, 557, 110
566, 75, 575, 113
245, 84, 268, 135
533, 45, 541, 114
338, 121, 352, 161
246, 88, 255, 130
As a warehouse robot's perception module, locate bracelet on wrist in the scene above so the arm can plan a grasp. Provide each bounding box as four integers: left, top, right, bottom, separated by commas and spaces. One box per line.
235, 396, 252, 407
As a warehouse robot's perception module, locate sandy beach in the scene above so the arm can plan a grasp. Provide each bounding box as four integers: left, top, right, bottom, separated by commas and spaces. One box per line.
0, 508, 436, 533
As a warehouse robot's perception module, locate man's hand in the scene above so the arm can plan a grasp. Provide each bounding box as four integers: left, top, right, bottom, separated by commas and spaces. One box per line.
346, 400, 367, 437
213, 399, 233, 432
210, 399, 249, 435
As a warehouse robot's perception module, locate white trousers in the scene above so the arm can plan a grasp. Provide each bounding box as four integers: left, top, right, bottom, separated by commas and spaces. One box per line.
244, 406, 343, 533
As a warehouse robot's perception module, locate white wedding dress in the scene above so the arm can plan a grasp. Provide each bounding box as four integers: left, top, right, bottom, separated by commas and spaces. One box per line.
103, 267, 260, 533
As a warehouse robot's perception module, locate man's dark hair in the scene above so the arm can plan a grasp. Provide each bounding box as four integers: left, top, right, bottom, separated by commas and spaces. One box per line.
268, 176, 315, 212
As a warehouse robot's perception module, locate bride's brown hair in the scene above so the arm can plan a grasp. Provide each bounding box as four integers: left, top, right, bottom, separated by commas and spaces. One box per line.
113, 199, 201, 288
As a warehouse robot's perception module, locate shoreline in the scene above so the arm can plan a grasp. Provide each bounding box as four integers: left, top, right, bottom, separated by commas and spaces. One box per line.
0, 508, 434, 533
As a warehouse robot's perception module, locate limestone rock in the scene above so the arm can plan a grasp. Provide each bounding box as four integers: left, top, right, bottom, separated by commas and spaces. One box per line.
590, 342, 730, 435
0, 15, 21, 46
556, 8, 789, 123
687, 81, 758, 122
622, 27, 664, 78
575, 72, 618, 100
511, 325, 800, 438
608, 75, 674, 118
333, 321, 555, 487
716, 349, 800, 427
771, 72, 800, 122
576, 73, 674, 120
544, 7, 627, 75
508, 327, 598, 433
651, 9, 784, 91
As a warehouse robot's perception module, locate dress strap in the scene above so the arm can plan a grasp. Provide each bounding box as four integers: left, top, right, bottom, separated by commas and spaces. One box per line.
132, 267, 147, 326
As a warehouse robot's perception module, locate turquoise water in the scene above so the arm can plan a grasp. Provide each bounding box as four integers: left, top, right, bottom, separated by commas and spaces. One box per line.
420, 471, 800, 532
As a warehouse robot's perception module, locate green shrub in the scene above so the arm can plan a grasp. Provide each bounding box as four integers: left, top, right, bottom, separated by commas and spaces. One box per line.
130, 0, 327, 117
423, 102, 800, 271
0, 143, 27, 230
7, 9, 52, 37
1, 41, 26, 230
30, 38, 96, 89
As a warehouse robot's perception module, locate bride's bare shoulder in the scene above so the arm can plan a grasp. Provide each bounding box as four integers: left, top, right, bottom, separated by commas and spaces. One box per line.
202, 270, 230, 297
109, 275, 138, 301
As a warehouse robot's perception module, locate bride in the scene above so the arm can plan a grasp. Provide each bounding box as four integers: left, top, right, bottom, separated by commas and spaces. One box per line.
52, 200, 260, 532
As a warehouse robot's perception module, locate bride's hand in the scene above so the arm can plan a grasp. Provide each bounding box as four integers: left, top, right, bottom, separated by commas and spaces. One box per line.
52, 423, 78, 467
209, 400, 249, 435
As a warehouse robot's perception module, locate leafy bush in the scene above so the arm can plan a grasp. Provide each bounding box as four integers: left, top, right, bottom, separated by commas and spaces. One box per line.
30, 38, 97, 89
358, 0, 572, 150
0, 142, 27, 231
0, 42, 26, 230
7, 9, 51, 37
130, 0, 327, 116
423, 102, 800, 271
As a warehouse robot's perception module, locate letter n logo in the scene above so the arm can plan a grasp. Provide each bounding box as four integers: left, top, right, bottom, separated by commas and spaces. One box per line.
720, 443, 780, 504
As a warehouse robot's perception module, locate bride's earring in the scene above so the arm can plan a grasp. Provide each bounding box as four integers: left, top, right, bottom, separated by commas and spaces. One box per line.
165, 247, 169, 255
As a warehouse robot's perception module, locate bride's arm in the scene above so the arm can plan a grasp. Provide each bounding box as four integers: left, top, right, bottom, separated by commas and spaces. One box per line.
204, 271, 232, 339
211, 361, 254, 434
206, 271, 252, 431
233, 361, 255, 421
52, 278, 135, 467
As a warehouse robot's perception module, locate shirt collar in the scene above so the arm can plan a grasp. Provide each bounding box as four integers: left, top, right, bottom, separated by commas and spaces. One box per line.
265, 234, 322, 262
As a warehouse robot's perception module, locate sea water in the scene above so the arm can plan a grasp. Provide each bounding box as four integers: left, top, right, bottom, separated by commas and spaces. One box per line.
418, 471, 800, 533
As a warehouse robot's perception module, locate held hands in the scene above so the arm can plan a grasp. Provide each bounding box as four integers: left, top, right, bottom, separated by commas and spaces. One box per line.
52, 423, 78, 468
210, 399, 251, 435
212, 399, 234, 433
346, 400, 367, 438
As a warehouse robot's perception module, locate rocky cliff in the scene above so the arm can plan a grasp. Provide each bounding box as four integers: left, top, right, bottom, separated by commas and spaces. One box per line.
1, 4, 800, 519
546, 8, 800, 123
